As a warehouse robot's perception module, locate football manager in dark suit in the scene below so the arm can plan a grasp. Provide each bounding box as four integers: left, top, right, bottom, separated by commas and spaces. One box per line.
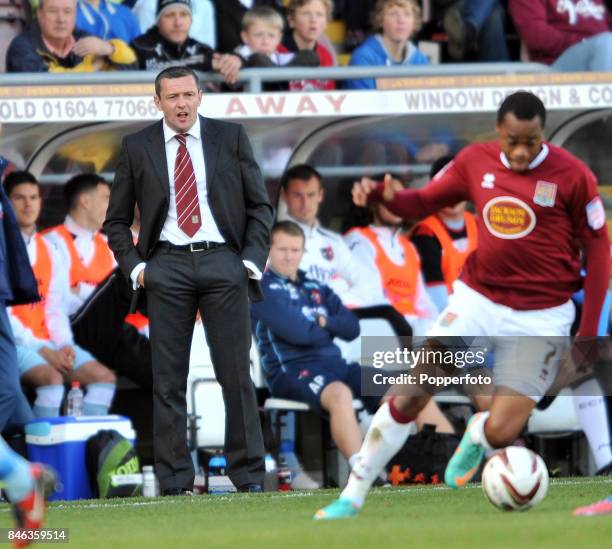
104, 65, 273, 495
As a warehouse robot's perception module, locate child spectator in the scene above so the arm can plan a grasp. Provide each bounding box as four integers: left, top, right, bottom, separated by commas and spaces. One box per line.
346, 0, 428, 90
236, 6, 319, 89
279, 0, 337, 90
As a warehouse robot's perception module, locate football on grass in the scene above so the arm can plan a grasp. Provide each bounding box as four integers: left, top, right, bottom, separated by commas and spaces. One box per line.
481, 446, 549, 511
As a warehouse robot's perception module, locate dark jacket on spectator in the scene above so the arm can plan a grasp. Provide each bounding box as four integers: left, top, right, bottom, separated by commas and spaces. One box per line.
131, 25, 216, 72
251, 269, 359, 381
510, 0, 612, 64
6, 21, 137, 73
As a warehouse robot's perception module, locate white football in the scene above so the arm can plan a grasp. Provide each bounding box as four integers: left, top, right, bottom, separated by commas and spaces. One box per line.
481, 446, 549, 511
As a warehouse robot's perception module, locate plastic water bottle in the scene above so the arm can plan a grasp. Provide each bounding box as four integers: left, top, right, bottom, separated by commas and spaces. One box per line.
264, 453, 278, 492
65, 381, 84, 416
142, 465, 158, 497
277, 457, 292, 491
207, 453, 235, 494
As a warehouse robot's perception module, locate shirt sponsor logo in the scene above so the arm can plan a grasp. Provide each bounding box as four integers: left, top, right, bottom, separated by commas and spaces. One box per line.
533, 180, 557, 207
586, 197, 605, 230
483, 196, 536, 240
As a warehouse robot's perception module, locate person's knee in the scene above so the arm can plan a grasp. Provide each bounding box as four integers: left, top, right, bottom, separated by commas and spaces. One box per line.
483, 413, 521, 448
43, 367, 64, 386
592, 31, 612, 49
321, 382, 353, 411
83, 362, 117, 384
97, 365, 117, 384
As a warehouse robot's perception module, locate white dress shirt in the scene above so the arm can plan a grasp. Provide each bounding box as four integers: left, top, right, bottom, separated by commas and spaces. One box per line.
130, 117, 260, 287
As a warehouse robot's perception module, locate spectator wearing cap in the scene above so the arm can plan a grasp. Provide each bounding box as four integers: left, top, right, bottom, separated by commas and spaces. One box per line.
131, 0, 216, 48
131, 0, 242, 85
76, 0, 141, 43
6, 0, 137, 72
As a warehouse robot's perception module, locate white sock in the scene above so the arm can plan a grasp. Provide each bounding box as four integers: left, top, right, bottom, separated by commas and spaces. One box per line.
467, 411, 493, 451
573, 378, 612, 470
33, 384, 65, 418
348, 453, 359, 469
341, 402, 416, 508
83, 383, 116, 415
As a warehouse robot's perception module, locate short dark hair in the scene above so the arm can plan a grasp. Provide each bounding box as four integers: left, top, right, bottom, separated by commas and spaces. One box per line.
3, 170, 39, 197
280, 164, 322, 190
497, 91, 546, 127
64, 173, 109, 211
271, 220, 305, 243
429, 155, 455, 179
155, 66, 200, 97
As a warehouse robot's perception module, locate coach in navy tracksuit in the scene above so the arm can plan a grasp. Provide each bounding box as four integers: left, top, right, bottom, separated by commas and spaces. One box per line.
0, 156, 39, 432
251, 221, 381, 465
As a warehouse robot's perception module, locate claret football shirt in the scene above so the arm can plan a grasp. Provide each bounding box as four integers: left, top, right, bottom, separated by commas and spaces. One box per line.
374, 142, 608, 312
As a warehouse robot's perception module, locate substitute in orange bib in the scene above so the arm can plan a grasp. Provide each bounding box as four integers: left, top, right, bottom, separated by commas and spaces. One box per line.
344, 177, 437, 336
44, 174, 115, 306
5, 171, 116, 416
412, 156, 478, 314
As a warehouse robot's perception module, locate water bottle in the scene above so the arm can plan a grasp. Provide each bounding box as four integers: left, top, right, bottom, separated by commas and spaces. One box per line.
207, 453, 233, 494
277, 457, 292, 492
65, 381, 84, 416
264, 453, 278, 492
142, 465, 158, 497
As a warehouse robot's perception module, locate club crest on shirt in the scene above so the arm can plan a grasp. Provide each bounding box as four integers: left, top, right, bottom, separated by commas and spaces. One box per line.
440, 312, 458, 327
310, 289, 322, 305
320, 246, 334, 261
481, 173, 495, 189
533, 180, 557, 207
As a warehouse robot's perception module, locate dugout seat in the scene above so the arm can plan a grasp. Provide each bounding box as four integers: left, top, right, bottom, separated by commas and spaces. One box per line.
263, 397, 364, 487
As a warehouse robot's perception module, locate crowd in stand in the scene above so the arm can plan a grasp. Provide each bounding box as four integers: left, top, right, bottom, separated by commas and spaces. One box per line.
2, 0, 612, 79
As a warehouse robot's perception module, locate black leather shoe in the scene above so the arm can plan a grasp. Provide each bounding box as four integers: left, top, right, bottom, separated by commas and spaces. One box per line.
162, 488, 194, 496
237, 483, 263, 493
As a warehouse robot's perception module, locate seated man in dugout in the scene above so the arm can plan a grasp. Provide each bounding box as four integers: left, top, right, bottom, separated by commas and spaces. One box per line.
251, 221, 455, 479
4, 171, 116, 416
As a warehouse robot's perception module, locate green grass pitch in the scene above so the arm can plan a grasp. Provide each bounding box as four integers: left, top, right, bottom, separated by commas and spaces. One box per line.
1, 478, 611, 549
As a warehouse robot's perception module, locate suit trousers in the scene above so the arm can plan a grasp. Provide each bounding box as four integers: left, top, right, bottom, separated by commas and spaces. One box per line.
144, 243, 265, 491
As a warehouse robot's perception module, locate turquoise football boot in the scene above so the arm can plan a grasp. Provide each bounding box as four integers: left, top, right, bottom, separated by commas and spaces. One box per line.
314, 498, 360, 520
445, 413, 486, 489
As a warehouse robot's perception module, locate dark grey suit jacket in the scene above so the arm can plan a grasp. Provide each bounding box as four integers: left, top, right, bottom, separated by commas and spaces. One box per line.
103, 115, 274, 311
